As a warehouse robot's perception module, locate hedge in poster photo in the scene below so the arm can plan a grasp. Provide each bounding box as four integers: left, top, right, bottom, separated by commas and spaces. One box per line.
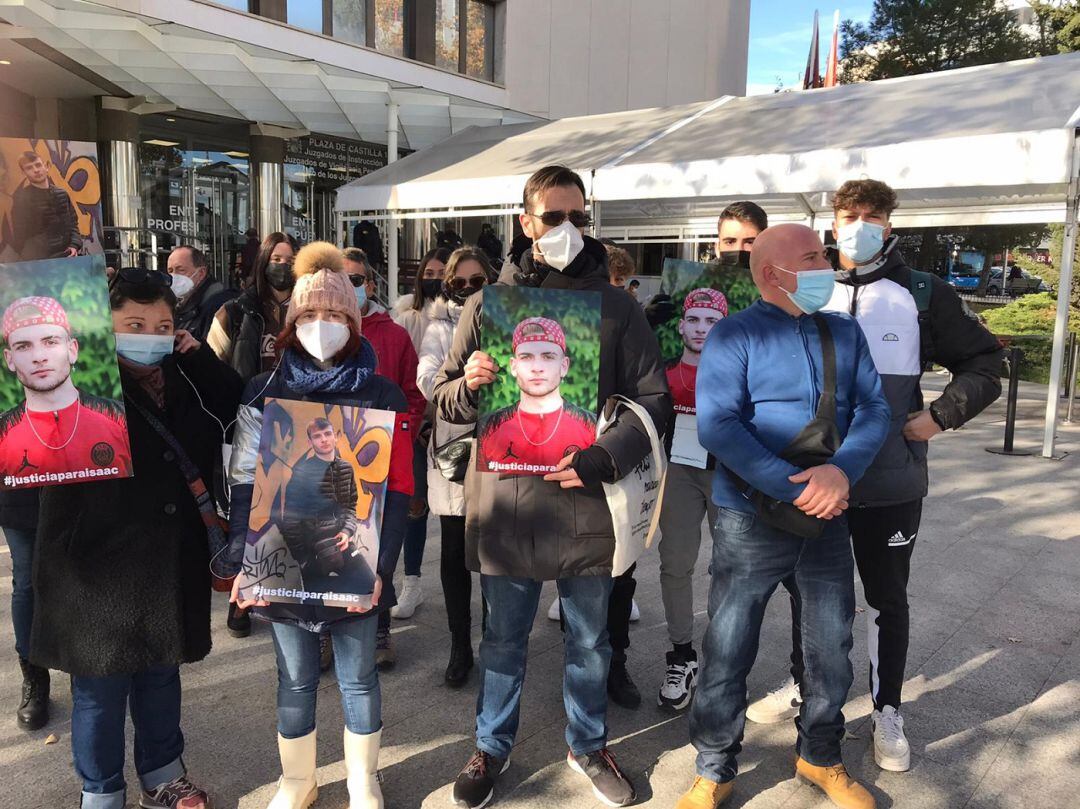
0, 139, 104, 262
655, 257, 757, 363
0, 255, 131, 489
237, 397, 395, 609
477, 286, 601, 476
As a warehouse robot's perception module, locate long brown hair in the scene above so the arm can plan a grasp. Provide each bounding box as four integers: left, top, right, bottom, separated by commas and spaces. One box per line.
412, 247, 453, 311
251, 232, 299, 316
445, 246, 494, 286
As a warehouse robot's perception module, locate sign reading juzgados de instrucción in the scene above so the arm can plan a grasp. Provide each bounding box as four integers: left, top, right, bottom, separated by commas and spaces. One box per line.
0, 255, 132, 490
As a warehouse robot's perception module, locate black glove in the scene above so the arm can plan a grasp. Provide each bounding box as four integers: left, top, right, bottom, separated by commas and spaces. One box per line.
644, 294, 677, 329
569, 445, 617, 488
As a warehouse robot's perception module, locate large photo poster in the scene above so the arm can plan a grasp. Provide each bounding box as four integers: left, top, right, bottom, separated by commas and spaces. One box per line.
0, 255, 132, 489
237, 398, 395, 609
655, 257, 757, 363
0, 139, 104, 263
477, 286, 602, 476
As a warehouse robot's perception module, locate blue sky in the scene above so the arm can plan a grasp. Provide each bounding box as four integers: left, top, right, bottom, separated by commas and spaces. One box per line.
747, 1, 875, 95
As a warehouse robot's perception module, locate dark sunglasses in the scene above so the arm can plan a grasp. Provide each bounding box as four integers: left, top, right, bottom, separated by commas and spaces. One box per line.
348, 273, 368, 288
447, 275, 486, 292
113, 267, 173, 287
529, 209, 591, 228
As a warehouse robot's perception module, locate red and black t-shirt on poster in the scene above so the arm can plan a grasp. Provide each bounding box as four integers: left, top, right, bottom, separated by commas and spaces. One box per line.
476, 286, 602, 477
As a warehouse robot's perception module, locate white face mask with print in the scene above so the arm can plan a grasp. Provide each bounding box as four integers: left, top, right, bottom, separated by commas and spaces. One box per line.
534, 221, 585, 271
297, 319, 349, 362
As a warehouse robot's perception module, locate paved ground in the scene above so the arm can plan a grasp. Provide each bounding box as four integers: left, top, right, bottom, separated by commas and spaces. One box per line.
2, 374, 1078, 809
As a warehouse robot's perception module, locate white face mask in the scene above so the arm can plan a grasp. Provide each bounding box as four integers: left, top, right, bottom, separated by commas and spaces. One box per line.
296, 319, 350, 362
169, 273, 195, 299
534, 221, 585, 271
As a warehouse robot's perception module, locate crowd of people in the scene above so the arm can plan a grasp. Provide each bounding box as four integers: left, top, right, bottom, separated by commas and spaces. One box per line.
2, 164, 1004, 809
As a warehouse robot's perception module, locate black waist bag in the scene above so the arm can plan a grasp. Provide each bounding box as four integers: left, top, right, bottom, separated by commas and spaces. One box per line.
728, 314, 841, 539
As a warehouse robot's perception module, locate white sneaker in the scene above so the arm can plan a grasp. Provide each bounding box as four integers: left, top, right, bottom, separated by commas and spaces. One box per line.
872, 705, 911, 772
745, 677, 802, 724
547, 597, 561, 621
629, 599, 640, 622
657, 650, 698, 711
390, 575, 423, 619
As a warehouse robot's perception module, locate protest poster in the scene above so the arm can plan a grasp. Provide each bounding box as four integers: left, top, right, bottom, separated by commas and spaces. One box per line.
236, 398, 395, 609
657, 258, 756, 468
0, 255, 132, 490
0, 139, 103, 263
477, 286, 601, 476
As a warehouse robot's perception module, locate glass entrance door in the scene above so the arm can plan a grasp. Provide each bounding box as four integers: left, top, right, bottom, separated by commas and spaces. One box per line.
193, 160, 250, 284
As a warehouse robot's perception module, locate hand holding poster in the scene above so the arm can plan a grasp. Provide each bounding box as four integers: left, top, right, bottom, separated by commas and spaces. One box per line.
476, 286, 602, 476
0, 255, 132, 489
236, 398, 394, 609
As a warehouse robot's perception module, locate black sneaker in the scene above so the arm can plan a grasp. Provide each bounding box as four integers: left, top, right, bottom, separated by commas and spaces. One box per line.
657, 649, 698, 712
445, 635, 474, 687
607, 661, 642, 710
226, 602, 250, 639
567, 748, 636, 807
452, 749, 509, 808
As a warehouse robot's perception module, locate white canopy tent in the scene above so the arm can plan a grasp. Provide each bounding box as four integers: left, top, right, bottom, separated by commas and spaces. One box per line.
337, 52, 1080, 458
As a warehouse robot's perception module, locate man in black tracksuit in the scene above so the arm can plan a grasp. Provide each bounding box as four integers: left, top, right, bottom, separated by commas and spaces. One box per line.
748, 179, 1003, 775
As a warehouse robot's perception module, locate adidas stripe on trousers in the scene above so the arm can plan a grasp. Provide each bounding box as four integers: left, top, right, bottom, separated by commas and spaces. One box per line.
790, 499, 922, 711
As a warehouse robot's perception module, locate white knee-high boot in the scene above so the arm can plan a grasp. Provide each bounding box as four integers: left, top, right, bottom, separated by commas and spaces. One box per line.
344, 728, 383, 809
267, 731, 318, 809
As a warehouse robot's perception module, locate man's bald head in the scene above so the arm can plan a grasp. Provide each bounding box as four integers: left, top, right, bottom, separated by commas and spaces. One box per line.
750, 224, 831, 315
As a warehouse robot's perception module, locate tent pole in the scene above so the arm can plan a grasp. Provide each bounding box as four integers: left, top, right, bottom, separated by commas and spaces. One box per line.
386, 102, 400, 305
1043, 129, 1079, 458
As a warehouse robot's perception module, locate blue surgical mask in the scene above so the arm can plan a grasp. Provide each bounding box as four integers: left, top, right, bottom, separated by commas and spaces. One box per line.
836, 219, 886, 264
115, 332, 175, 366
354, 284, 368, 310
774, 266, 836, 315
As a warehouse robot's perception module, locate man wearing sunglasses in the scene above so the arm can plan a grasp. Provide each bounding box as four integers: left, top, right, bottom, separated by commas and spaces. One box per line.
342, 246, 425, 670
433, 165, 670, 809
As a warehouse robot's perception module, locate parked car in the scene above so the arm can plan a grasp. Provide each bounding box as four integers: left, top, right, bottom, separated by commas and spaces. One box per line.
986, 267, 1048, 297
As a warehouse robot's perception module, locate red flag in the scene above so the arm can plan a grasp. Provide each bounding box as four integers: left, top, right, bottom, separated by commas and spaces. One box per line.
824, 10, 840, 88
802, 10, 822, 90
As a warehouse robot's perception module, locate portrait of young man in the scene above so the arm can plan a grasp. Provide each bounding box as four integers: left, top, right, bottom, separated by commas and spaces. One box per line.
477, 316, 596, 475
9, 152, 83, 262
0, 296, 130, 488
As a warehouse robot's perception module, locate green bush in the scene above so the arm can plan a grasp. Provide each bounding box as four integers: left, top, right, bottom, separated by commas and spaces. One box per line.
479, 286, 602, 414
982, 293, 1080, 384
0, 255, 121, 411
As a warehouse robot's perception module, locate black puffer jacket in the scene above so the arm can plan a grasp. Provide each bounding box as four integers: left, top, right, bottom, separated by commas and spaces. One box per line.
431, 235, 671, 581
30, 344, 243, 677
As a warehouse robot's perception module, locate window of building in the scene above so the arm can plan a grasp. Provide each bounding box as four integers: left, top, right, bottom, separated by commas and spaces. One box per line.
465, 0, 497, 81
374, 0, 406, 56
332, 0, 368, 46
286, 0, 324, 32
434, 0, 460, 72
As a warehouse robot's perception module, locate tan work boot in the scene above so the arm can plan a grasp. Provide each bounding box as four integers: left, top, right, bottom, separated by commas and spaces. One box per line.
675, 775, 734, 809
794, 756, 875, 809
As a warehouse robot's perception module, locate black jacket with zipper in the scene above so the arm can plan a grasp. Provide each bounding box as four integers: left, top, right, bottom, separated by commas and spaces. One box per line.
431, 235, 671, 581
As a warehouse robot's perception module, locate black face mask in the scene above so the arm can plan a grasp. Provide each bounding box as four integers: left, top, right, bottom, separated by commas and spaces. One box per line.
444, 283, 483, 306
264, 262, 294, 291
420, 278, 443, 300
716, 250, 752, 269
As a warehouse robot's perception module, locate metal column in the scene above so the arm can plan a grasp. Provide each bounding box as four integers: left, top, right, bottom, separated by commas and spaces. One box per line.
250, 129, 285, 237
1043, 130, 1079, 458
386, 102, 400, 304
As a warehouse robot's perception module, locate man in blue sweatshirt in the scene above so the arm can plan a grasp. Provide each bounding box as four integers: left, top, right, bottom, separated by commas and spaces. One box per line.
676, 224, 890, 809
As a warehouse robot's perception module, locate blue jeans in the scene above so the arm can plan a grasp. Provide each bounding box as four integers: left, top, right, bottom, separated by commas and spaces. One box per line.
71, 665, 186, 809
690, 508, 855, 784
5, 527, 34, 660
476, 574, 614, 759
271, 616, 381, 737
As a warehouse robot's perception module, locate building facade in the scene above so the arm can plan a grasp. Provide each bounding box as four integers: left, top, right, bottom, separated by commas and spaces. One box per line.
0, 0, 748, 279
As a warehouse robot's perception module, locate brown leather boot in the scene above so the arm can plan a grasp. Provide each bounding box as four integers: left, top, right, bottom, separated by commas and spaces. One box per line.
795, 756, 875, 809
675, 776, 734, 809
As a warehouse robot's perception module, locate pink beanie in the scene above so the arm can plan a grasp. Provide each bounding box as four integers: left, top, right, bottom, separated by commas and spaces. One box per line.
285, 241, 362, 331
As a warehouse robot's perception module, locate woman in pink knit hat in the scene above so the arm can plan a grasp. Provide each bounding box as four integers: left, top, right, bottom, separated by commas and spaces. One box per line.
225, 242, 414, 809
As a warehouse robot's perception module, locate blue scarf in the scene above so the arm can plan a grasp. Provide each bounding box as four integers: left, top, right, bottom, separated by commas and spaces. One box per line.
281, 339, 376, 396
